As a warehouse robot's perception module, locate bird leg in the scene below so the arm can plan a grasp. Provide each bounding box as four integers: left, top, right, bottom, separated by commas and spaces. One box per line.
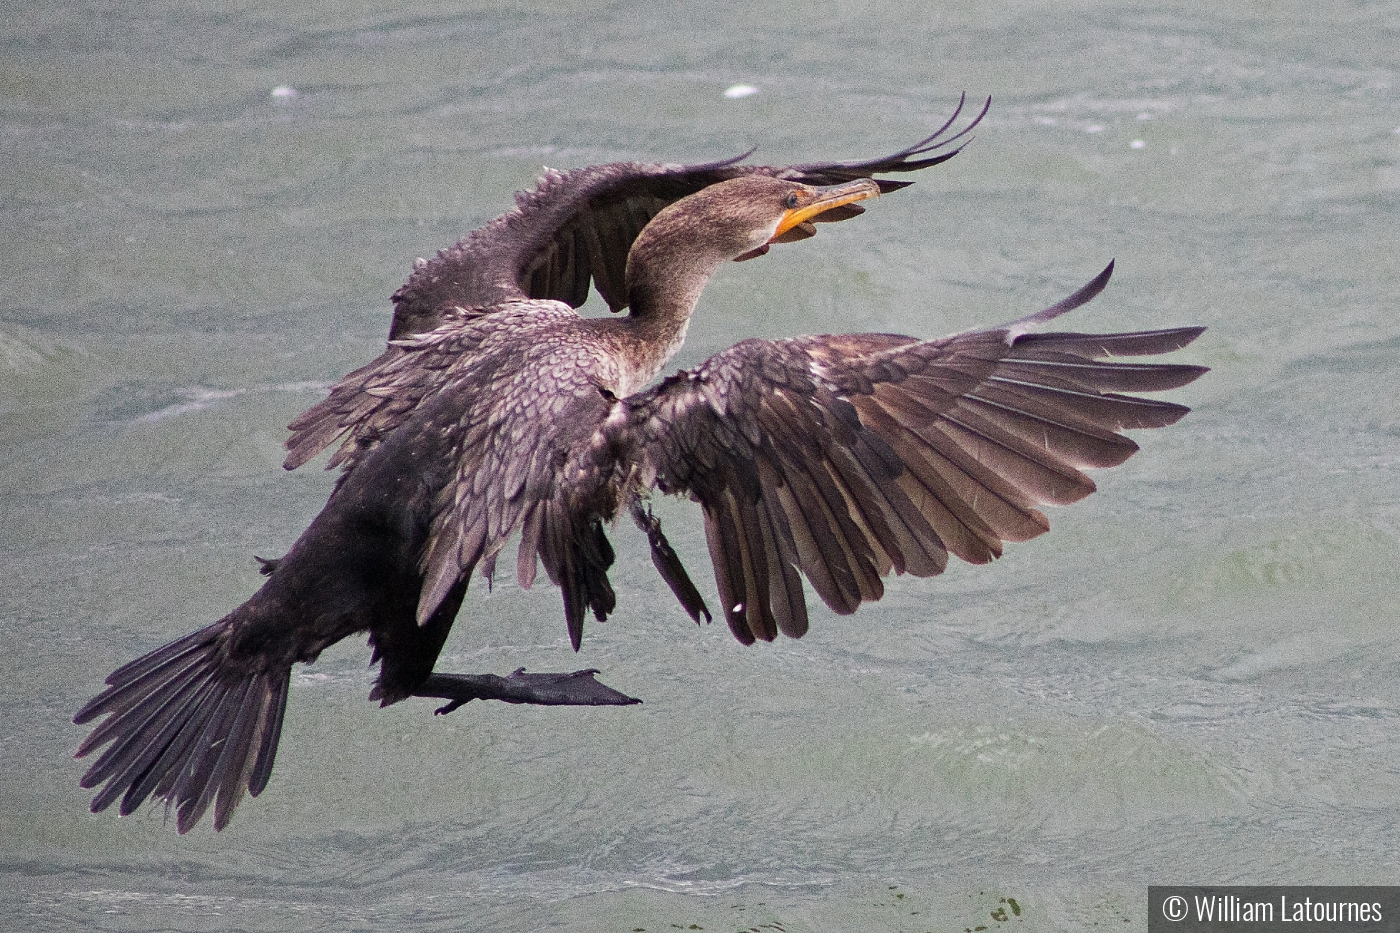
415, 668, 641, 715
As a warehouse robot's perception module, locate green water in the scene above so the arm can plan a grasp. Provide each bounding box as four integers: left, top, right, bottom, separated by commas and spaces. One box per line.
3, 1, 1398, 930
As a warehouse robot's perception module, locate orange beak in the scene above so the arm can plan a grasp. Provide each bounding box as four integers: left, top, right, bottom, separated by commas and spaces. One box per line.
771, 177, 881, 240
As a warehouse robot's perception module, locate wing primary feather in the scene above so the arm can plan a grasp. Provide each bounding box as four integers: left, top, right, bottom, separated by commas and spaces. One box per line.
974, 379, 1191, 434
1002, 260, 1115, 335
759, 491, 810, 638
1014, 326, 1207, 360
732, 487, 778, 641
703, 504, 754, 645
993, 357, 1209, 393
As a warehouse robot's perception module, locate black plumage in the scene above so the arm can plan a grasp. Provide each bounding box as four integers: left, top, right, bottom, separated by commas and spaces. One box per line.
75, 96, 1206, 833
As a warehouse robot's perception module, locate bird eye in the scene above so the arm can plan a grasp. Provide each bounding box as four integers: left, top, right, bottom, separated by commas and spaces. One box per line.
784, 191, 800, 209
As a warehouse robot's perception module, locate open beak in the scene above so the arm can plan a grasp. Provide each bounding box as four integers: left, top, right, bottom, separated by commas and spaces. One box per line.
771, 177, 881, 241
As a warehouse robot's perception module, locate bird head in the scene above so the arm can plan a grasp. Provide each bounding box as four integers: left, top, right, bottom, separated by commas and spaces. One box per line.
629, 175, 882, 279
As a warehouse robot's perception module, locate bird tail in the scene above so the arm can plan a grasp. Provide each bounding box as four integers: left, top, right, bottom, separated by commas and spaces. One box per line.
73, 616, 290, 833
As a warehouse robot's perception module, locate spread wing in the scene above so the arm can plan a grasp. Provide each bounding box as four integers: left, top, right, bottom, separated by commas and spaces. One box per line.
387, 94, 989, 338
613, 263, 1208, 644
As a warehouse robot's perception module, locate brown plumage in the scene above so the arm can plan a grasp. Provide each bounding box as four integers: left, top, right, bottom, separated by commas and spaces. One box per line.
74, 96, 1206, 833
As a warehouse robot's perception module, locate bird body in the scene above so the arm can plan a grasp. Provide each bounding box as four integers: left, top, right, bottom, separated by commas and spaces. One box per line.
75, 97, 1208, 832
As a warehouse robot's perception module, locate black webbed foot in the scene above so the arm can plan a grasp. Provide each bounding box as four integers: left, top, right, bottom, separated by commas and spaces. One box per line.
415, 668, 641, 715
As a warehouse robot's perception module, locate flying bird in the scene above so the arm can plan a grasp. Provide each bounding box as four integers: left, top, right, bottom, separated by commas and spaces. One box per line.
74, 96, 1206, 832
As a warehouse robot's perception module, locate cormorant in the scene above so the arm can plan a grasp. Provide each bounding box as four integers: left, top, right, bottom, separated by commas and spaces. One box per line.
74, 97, 1206, 832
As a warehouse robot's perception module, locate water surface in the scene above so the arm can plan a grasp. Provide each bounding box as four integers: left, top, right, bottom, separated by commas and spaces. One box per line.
3, 1, 1398, 930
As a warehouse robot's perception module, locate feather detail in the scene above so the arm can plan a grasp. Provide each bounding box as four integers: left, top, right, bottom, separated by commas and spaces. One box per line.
615, 264, 1206, 639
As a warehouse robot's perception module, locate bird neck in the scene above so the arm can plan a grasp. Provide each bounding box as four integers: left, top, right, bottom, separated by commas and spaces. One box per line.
610, 235, 728, 395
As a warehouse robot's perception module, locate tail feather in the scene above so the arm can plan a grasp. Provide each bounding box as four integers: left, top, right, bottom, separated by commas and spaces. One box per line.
114, 680, 221, 815
75, 618, 291, 833
177, 678, 253, 832
74, 624, 219, 732
212, 679, 268, 829
249, 675, 287, 797
76, 645, 212, 766
88, 676, 218, 813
